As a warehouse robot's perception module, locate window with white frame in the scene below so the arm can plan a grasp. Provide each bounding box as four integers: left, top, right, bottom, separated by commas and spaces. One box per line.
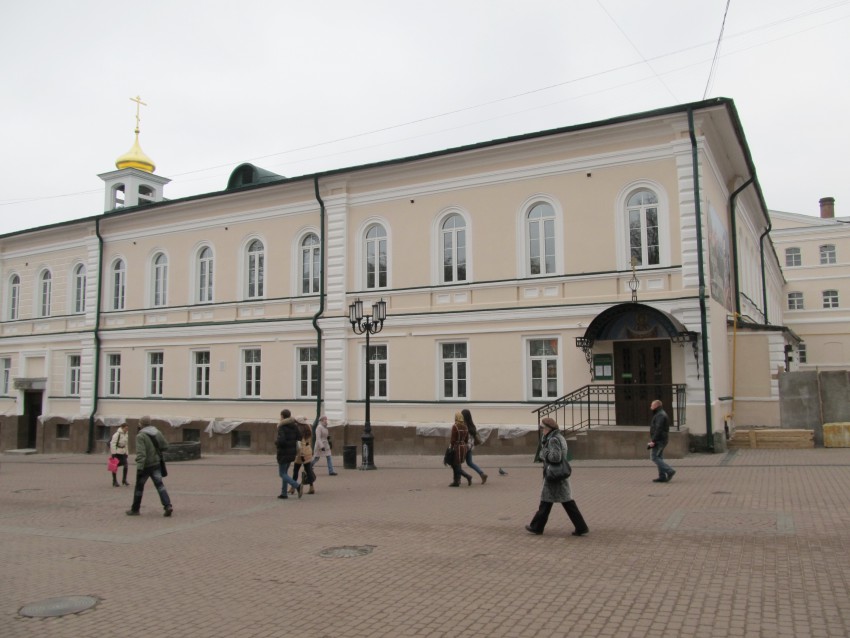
823, 289, 839, 308
112, 259, 126, 310
798, 343, 807, 364
39, 270, 52, 317
441, 214, 467, 283
528, 338, 559, 400
785, 247, 801, 267
367, 344, 387, 399
246, 239, 265, 299
8, 274, 20, 320
107, 353, 121, 396
627, 190, 660, 268
68, 354, 81, 396
193, 350, 210, 397
152, 253, 168, 307
820, 244, 836, 265
148, 351, 164, 396
300, 234, 321, 295
787, 292, 804, 310
526, 202, 556, 276
297, 346, 319, 398
441, 342, 468, 399
242, 348, 261, 397
364, 224, 387, 289
73, 264, 86, 314
198, 247, 214, 303
1, 358, 10, 394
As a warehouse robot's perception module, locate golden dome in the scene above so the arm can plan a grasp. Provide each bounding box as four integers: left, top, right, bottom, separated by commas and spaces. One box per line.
115, 129, 156, 172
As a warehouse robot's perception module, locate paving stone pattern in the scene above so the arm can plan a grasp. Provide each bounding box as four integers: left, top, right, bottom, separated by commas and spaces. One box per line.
1, 449, 849, 637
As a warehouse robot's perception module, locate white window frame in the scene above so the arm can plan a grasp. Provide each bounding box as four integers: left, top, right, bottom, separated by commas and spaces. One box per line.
296, 346, 319, 399
820, 244, 836, 265
197, 246, 214, 304
8, 274, 20, 320
437, 211, 469, 284
785, 247, 801, 267
245, 239, 265, 299
68, 354, 81, 396
151, 252, 168, 308
516, 195, 564, 278
39, 270, 52, 317
361, 343, 388, 399
823, 289, 839, 309
525, 336, 561, 400
615, 182, 670, 271
526, 202, 557, 276
787, 292, 804, 311
242, 348, 262, 398
1, 357, 11, 395
112, 259, 126, 311
439, 341, 468, 399
798, 343, 807, 364
106, 353, 121, 396
148, 351, 164, 397
299, 233, 321, 295
364, 223, 389, 290
193, 350, 211, 397
72, 263, 86, 314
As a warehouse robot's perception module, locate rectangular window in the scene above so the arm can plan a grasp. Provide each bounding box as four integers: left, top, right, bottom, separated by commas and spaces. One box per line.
243, 348, 261, 397
528, 338, 559, 399
441, 342, 468, 399
823, 290, 839, 309
193, 350, 211, 397
96, 425, 110, 442
297, 346, 319, 398
1, 358, 10, 395
231, 430, 251, 449
785, 247, 801, 267
367, 344, 387, 399
798, 343, 807, 364
148, 352, 164, 396
183, 428, 201, 442
56, 423, 70, 439
107, 353, 121, 396
68, 354, 81, 396
820, 244, 836, 265
787, 292, 804, 311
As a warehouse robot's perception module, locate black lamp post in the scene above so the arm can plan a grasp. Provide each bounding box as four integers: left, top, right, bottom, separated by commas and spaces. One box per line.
348, 298, 387, 470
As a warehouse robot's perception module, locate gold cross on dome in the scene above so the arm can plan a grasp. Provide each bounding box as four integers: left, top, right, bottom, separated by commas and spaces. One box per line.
129, 95, 148, 130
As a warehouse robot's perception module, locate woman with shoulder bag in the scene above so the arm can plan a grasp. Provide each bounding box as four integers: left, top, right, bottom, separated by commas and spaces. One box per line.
448, 412, 473, 487
461, 409, 488, 484
310, 415, 337, 476
525, 417, 589, 537
110, 424, 130, 487
290, 416, 316, 495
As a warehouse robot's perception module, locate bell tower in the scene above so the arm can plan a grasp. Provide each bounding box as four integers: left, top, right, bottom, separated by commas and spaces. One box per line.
98, 95, 170, 211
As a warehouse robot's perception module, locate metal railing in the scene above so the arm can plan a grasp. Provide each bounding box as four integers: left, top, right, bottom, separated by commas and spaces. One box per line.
532, 384, 687, 435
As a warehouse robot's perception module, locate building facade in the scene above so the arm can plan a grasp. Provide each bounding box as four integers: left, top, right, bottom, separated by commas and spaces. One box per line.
0, 98, 792, 455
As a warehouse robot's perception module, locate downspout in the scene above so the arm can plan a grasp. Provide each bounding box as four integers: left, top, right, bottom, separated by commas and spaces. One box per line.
687, 109, 715, 452
759, 224, 771, 324
87, 218, 105, 453
311, 176, 327, 426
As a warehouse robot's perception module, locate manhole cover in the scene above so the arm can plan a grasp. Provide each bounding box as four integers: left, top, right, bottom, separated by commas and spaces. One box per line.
20, 596, 98, 618
319, 545, 374, 559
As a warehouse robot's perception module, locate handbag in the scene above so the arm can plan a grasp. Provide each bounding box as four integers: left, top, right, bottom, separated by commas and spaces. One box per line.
443, 446, 453, 466
473, 432, 483, 446
544, 457, 571, 483
301, 464, 317, 485
107, 456, 119, 473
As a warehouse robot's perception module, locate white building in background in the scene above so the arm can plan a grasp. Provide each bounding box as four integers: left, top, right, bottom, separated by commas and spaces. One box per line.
0, 97, 794, 454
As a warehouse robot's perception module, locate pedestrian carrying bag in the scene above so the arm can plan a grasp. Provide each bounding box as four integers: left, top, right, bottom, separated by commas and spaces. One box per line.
443, 446, 453, 466
544, 457, 571, 482
146, 433, 168, 477
107, 456, 119, 473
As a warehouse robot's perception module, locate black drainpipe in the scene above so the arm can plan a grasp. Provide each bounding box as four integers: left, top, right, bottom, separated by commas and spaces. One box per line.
87, 218, 105, 453
311, 176, 327, 426
688, 109, 715, 452
758, 223, 771, 324
729, 177, 754, 318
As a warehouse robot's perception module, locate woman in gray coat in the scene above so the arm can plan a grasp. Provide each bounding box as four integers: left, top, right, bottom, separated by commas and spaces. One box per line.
525, 417, 589, 536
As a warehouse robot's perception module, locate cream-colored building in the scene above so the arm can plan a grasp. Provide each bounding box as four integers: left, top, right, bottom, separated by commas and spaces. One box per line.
771, 197, 850, 370
0, 97, 793, 455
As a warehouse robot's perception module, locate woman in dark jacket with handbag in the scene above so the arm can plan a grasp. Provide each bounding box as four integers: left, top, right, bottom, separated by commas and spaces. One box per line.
448, 412, 473, 487
525, 417, 588, 536
275, 409, 303, 499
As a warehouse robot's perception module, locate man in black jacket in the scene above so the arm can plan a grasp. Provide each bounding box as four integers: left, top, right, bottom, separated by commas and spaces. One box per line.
648, 400, 676, 483
275, 409, 303, 499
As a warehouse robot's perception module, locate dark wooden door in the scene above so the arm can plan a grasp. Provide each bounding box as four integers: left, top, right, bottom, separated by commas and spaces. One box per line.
23, 390, 42, 448
614, 340, 672, 425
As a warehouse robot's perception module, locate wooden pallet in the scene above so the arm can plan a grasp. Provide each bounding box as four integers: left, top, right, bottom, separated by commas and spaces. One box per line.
728, 428, 814, 449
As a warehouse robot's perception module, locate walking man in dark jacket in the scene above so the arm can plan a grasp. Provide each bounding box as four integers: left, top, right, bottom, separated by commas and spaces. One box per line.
648, 399, 676, 483
275, 409, 303, 499
127, 415, 173, 516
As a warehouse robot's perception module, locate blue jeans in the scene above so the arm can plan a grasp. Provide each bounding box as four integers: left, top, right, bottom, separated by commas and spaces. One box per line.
465, 449, 485, 477
311, 455, 336, 474
278, 462, 301, 494
650, 443, 674, 478
131, 465, 171, 511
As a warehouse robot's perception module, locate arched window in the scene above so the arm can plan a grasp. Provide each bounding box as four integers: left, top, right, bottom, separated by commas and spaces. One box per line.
300, 233, 320, 295
138, 184, 155, 205
73, 264, 86, 314
526, 202, 556, 276
364, 224, 387, 289
246, 239, 265, 299
441, 214, 467, 283
112, 259, 126, 311
626, 189, 660, 267
39, 271, 52, 317
112, 184, 126, 210
152, 253, 168, 307
198, 247, 214, 303
8, 274, 20, 320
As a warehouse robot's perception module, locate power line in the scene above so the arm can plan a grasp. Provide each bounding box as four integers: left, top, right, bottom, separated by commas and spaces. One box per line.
704, 0, 733, 99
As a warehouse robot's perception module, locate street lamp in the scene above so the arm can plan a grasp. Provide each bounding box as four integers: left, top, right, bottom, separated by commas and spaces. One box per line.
348, 298, 387, 470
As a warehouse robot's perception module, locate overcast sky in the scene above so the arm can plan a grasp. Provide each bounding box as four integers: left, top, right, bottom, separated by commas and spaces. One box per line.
1, 0, 848, 236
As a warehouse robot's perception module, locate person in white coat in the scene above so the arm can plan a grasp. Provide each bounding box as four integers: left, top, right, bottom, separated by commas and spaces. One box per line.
310, 415, 337, 475
109, 424, 130, 487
